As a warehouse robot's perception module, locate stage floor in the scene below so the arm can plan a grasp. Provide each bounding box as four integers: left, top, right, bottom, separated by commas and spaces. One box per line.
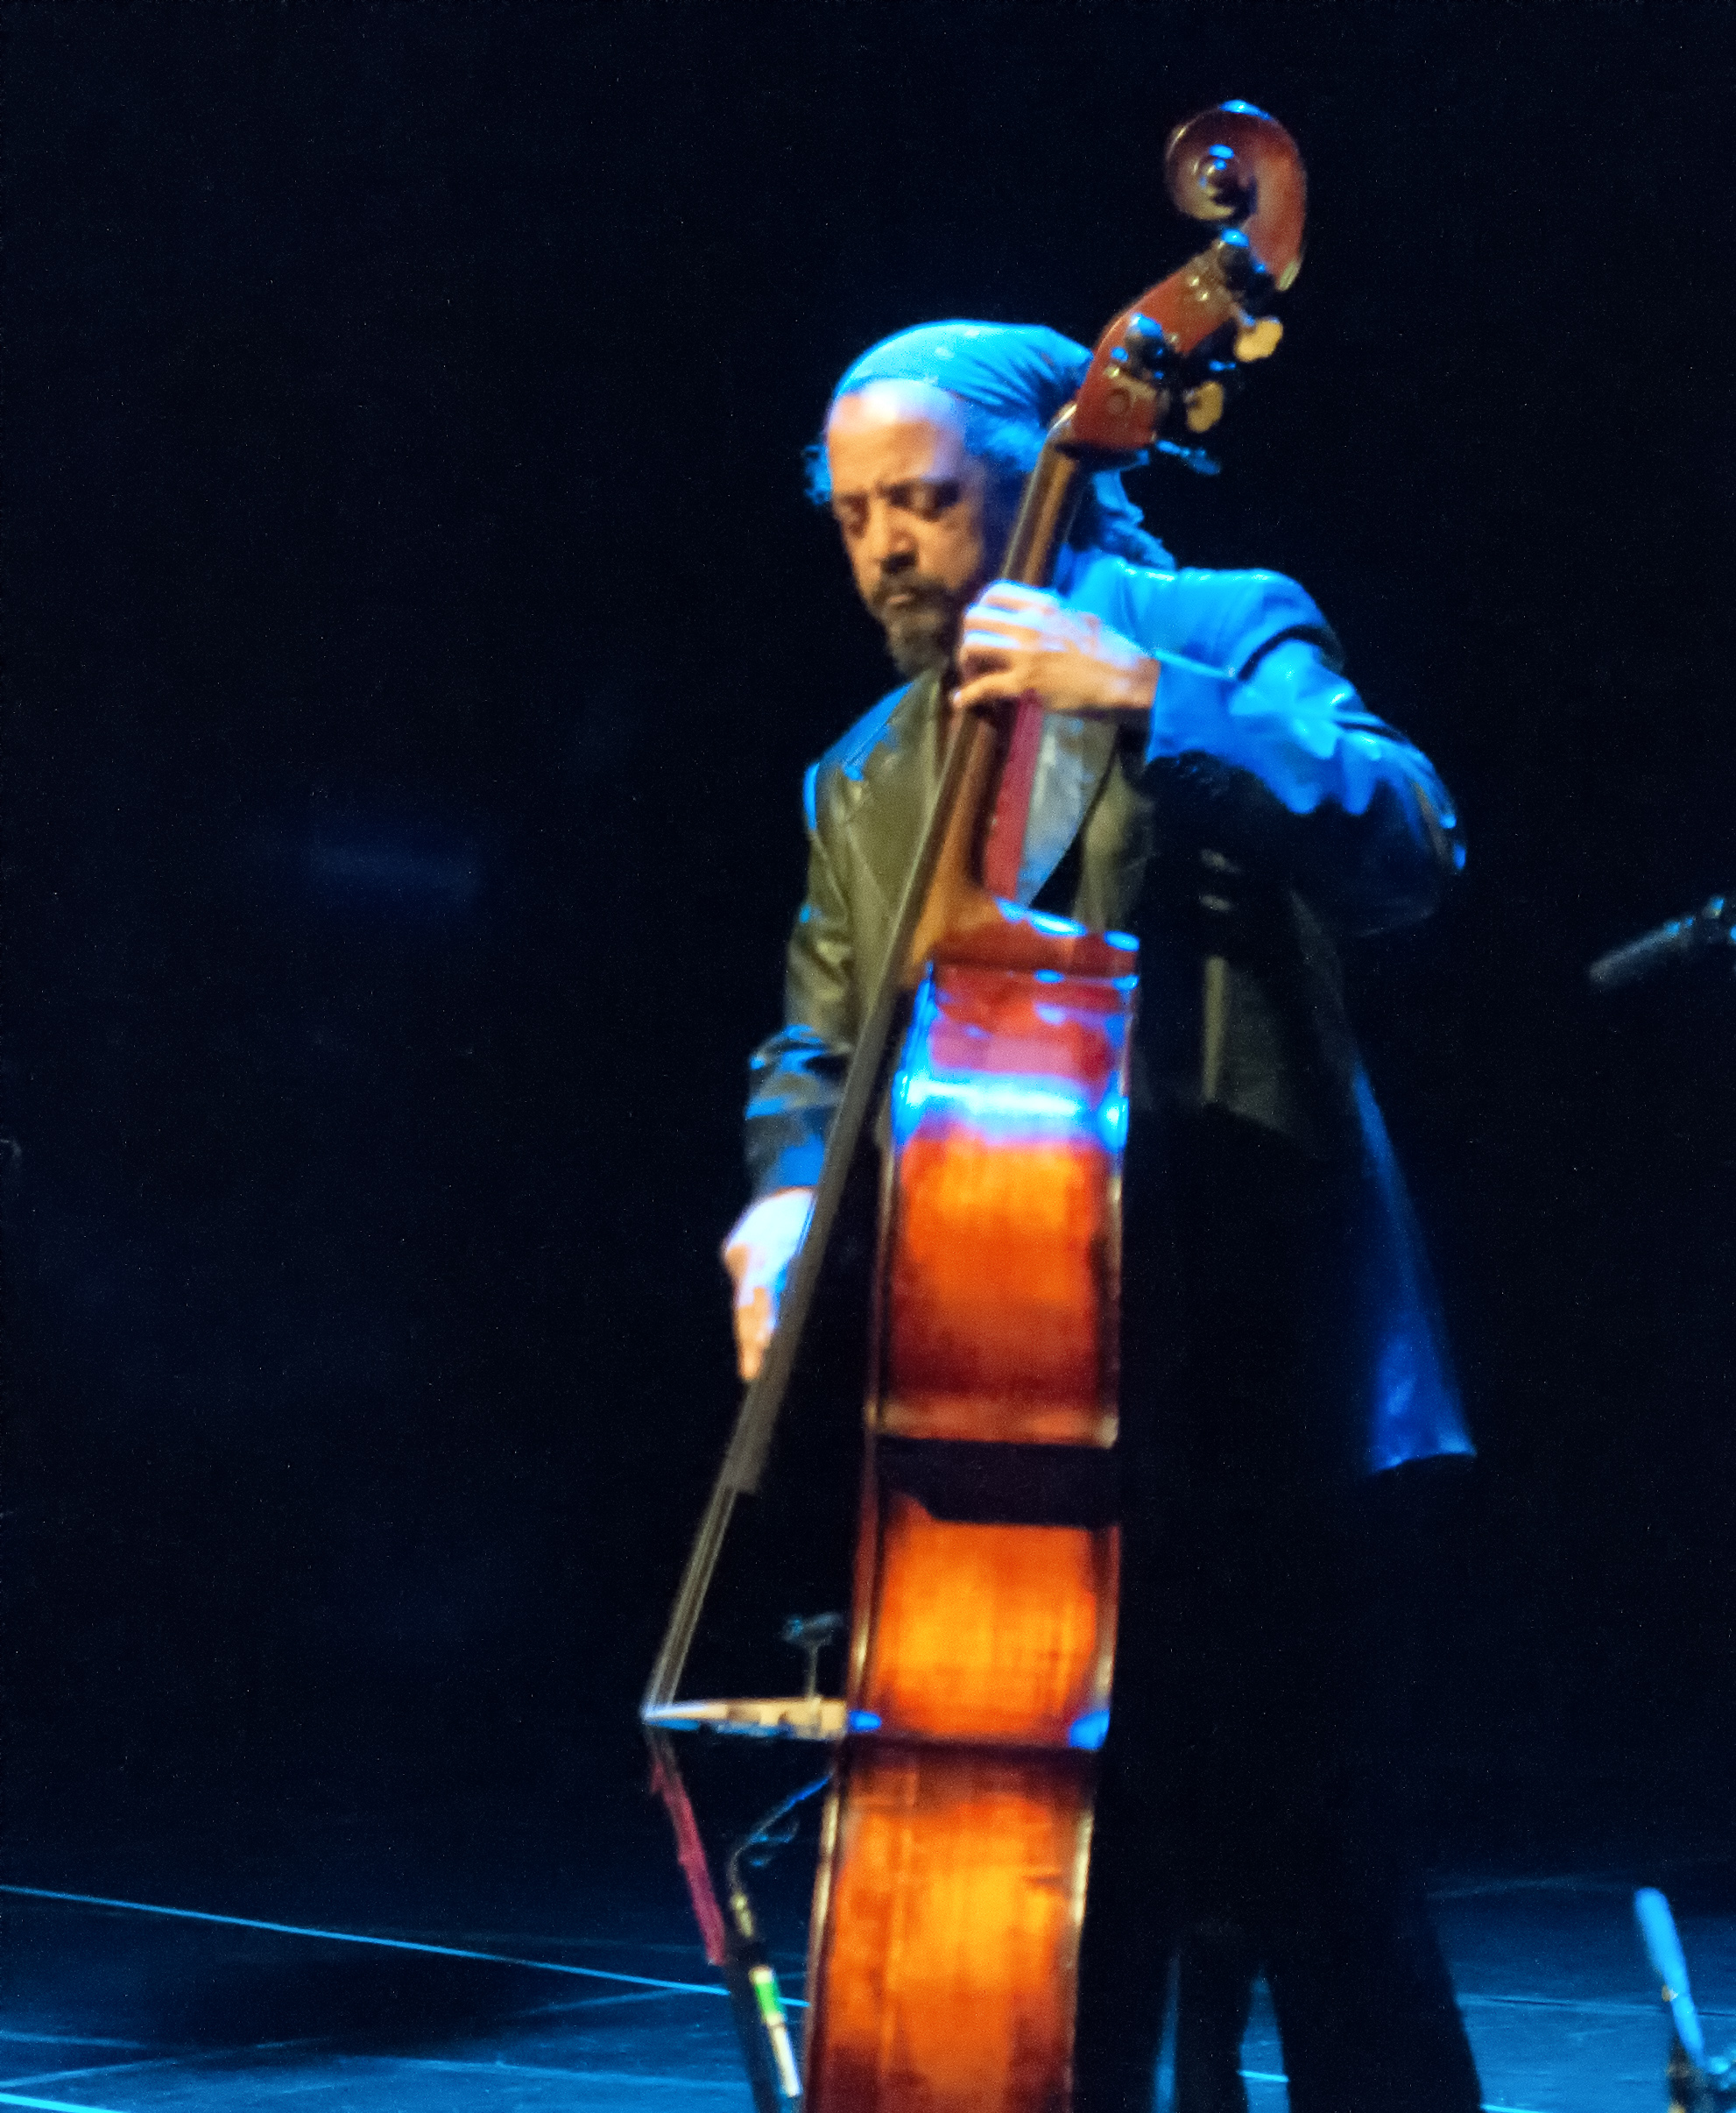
4, 1827, 1731, 2111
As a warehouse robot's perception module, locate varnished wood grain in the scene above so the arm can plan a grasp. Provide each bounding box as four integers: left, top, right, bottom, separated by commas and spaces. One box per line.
879, 965, 1126, 1447
858, 1493, 1118, 1744
805, 1745, 1098, 2113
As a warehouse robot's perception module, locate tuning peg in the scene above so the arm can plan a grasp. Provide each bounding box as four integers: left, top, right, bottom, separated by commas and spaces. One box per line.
1113, 312, 1175, 384
1234, 315, 1284, 362
1182, 381, 1225, 433
1155, 438, 1221, 477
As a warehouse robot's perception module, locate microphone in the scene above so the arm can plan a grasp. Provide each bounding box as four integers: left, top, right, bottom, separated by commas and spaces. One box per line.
1588, 895, 1736, 993
1635, 1886, 1708, 2071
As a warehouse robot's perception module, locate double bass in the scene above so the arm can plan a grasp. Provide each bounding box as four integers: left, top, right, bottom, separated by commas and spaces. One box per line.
644, 103, 1307, 2113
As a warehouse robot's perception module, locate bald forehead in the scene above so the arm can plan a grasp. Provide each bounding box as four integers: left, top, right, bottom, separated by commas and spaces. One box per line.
824, 380, 974, 497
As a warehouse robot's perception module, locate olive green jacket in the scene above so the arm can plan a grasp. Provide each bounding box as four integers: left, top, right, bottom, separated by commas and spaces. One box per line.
745, 552, 1472, 1474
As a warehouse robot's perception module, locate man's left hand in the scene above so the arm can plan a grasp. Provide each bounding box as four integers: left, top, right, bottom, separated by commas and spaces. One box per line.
953, 582, 1158, 720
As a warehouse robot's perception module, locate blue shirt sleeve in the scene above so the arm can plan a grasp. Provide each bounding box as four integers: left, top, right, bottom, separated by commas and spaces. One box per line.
1064, 554, 1464, 933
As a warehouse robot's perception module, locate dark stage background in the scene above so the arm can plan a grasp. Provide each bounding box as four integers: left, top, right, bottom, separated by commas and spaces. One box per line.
7, 0, 1736, 1921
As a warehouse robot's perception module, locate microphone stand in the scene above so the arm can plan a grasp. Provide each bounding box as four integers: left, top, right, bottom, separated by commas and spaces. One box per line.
1588, 895, 1736, 993
1635, 1888, 1736, 2111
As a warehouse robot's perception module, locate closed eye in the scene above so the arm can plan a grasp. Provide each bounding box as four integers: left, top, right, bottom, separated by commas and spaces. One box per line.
888, 477, 962, 520
830, 477, 964, 539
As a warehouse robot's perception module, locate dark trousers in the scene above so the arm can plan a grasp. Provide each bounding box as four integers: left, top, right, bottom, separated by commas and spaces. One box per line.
1072, 1111, 1482, 2113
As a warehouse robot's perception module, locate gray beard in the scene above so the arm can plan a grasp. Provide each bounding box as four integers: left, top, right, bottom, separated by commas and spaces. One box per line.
872, 576, 967, 678
882, 602, 959, 677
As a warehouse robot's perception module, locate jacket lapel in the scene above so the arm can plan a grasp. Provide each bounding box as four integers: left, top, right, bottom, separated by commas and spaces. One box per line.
1013, 714, 1119, 907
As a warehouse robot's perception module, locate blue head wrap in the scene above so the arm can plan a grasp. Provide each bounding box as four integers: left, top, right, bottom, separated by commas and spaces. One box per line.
815, 320, 1172, 569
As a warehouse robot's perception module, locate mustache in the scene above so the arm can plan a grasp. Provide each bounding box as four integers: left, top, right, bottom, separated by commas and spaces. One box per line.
869, 571, 959, 620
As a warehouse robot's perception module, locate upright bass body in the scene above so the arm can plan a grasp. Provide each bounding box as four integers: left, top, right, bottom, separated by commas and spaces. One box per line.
803, 947, 1134, 2111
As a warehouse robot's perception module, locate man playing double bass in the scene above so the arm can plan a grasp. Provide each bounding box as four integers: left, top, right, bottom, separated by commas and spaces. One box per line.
725, 322, 1483, 2113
